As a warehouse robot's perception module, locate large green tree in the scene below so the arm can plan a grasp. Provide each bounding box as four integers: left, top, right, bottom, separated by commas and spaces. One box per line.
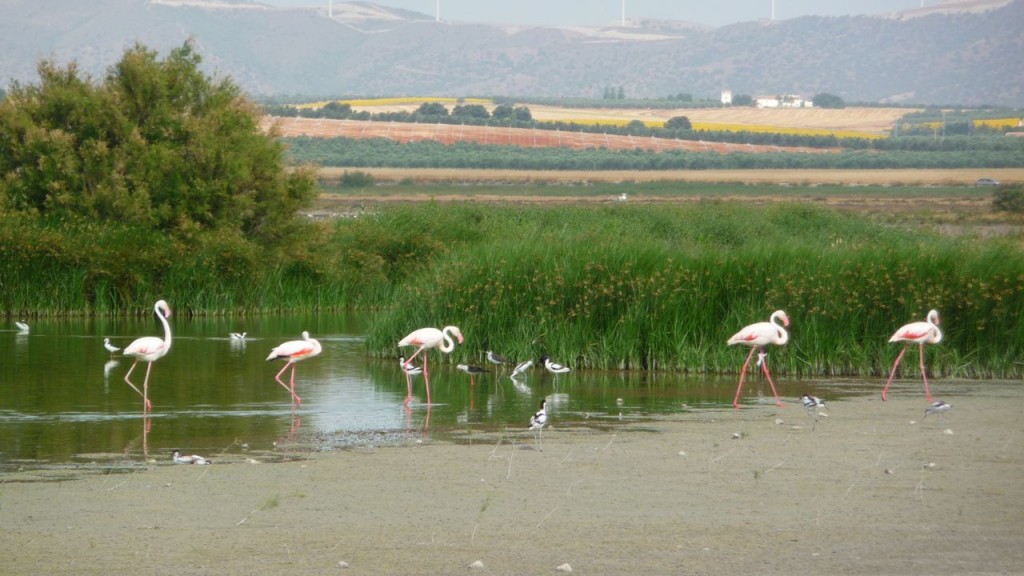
0, 42, 315, 245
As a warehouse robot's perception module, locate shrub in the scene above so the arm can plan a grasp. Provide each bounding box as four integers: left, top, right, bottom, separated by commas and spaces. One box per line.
992, 184, 1024, 213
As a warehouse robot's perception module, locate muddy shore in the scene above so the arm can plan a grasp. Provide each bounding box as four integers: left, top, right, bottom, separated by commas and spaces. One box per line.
2, 381, 1022, 575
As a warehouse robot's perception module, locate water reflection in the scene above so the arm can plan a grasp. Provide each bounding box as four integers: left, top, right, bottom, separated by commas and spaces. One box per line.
0, 314, 875, 468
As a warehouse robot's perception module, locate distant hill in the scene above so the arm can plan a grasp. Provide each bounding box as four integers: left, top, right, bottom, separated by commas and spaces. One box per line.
1, 0, 1021, 106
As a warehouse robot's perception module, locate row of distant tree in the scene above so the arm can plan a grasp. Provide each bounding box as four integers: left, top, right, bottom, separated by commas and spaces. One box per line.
283, 135, 1024, 171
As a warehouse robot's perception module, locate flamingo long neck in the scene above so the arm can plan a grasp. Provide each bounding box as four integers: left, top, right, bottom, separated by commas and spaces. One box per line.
439, 329, 455, 353
772, 315, 789, 345
157, 304, 172, 352
927, 311, 943, 344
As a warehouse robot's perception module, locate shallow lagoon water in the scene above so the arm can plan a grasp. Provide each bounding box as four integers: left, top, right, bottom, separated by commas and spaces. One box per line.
1, 313, 875, 468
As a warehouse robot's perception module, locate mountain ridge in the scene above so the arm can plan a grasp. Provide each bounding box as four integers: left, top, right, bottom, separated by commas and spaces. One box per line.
1, 0, 1021, 106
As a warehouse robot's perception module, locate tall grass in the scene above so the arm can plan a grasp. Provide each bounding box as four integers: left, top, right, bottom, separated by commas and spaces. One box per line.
4, 202, 1023, 377
363, 202, 1024, 378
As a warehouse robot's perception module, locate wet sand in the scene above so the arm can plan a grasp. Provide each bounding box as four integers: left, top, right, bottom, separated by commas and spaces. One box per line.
2, 381, 1023, 575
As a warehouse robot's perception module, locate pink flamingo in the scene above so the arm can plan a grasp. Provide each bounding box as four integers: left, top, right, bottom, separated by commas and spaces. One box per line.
266, 331, 322, 406
122, 300, 172, 417
882, 309, 942, 402
398, 326, 463, 405
727, 310, 790, 409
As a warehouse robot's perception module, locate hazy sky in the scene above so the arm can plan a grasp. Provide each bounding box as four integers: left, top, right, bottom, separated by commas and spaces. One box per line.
262, 0, 933, 27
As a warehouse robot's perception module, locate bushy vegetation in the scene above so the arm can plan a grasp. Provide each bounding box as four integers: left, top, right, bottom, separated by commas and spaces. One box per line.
0, 42, 318, 313
992, 184, 1024, 213
0, 42, 316, 240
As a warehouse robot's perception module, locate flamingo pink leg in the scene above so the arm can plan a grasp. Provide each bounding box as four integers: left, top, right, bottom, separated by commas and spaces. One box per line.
917, 343, 933, 402
124, 361, 154, 414
404, 371, 414, 405
422, 354, 432, 405
274, 363, 302, 406
759, 351, 784, 407
882, 344, 909, 401
733, 347, 757, 409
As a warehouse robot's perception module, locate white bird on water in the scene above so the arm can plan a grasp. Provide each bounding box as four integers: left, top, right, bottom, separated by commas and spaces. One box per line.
103, 338, 121, 356
529, 399, 548, 450
15, 321, 29, 332
510, 359, 534, 380
172, 450, 211, 465
540, 355, 571, 377
230, 332, 247, 341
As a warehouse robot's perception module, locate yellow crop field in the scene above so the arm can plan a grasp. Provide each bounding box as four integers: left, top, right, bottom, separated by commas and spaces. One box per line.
289, 98, 917, 136
974, 117, 1022, 129
690, 122, 883, 139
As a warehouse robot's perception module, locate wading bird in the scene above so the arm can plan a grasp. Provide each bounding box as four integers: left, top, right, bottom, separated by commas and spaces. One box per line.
727, 310, 789, 409
486, 350, 509, 372
529, 399, 548, 451
801, 394, 827, 429
172, 450, 211, 465
122, 300, 173, 417
229, 332, 247, 341
266, 331, 322, 407
15, 321, 29, 332
510, 359, 534, 380
457, 363, 488, 386
398, 326, 463, 405
400, 356, 423, 404
103, 338, 121, 357
540, 355, 571, 378
922, 400, 951, 419
882, 309, 942, 402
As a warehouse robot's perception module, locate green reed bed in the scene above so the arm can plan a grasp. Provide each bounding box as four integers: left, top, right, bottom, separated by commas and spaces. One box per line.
0, 215, 349, 316
364, 202, 1024, 378
4, 201, 1023, 376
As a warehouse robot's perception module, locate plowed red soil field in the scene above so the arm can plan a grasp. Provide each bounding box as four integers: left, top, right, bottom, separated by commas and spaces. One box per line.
261, 116, 833, 154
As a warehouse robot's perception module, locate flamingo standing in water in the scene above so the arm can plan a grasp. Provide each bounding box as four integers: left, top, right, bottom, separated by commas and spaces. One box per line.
266, 331, 322, 407
727, 310, 790, 409
122, 300, 172, 416
398, 326, 464, 405
882, 309, 942, 402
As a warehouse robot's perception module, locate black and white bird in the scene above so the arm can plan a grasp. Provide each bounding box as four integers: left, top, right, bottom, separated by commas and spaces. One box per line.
486, 350, 509, 368
529, 399, 548, 450
103, 338, 121, 356
400, 356, 423, 376
510, 359, 534, 380
540, 354, 571, 377
457, 363, 488, 386
400, 356, 422, 405
172, 450, 211, 465
15, 321, 29, 333
229, 332, 247, 341
801, 394, 826, 411
923, 400, 952, 419
801, 394, 827, 430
